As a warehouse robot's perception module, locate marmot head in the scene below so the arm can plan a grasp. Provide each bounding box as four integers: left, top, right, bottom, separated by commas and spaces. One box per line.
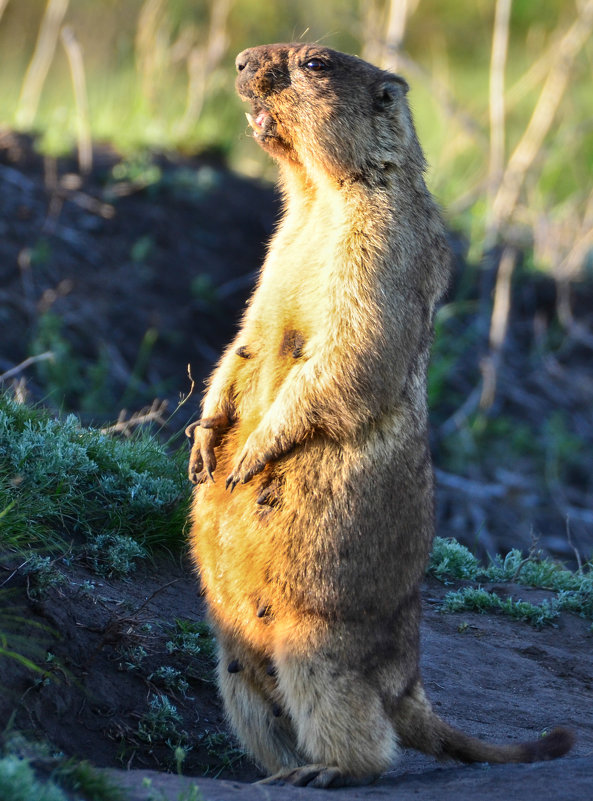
236, 43, 425, 184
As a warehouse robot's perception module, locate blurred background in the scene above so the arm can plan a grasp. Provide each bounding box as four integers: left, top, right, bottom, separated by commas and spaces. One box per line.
1, 0, 592, 560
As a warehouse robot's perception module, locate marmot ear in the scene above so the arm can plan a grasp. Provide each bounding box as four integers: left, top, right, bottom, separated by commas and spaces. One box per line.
374, 74, 409, 111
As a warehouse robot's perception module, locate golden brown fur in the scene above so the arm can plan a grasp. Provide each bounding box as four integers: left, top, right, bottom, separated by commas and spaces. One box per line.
186, 43, 573, 788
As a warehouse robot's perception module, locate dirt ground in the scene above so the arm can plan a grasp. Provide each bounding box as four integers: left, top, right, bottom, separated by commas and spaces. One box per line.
1, 555, 258, 782
107, 588, 593, 799
1, 133, 592, 799
3, 558, 591, 799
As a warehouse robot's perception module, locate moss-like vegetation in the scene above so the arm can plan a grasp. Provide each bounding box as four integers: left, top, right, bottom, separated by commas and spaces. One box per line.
0, 751, 124, 801
429, 537, 593, 628
0, 756, 67, 801
0, 392, 190, 556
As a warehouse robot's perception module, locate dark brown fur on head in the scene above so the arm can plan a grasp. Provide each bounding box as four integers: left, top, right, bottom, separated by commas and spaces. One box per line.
236, 43, 425, 183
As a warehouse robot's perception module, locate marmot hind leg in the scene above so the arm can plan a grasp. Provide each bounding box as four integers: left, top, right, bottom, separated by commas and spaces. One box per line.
263, 651, 400, 787
216, 638, 303, 774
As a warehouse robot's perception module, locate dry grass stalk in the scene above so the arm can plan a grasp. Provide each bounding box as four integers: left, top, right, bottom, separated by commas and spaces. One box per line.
505, 40, 557, 112
381, 0, 420, 70
101, 399, 169, 437
480, 246, 518, 409
362, 0, 420, 69
360, 0, 385, 66
15, 0, 70, 129
0, 0, 10, 25
0, 352, 54, 382
394, 51, 488, 147
10, 378, 29, 405
557, 189, 593, 284
478, 0, 513, 411
485, 0, 511, 247
175, 0, 234, 139
60, 25, 92, 175
532, 188, 593, 337
480, 0, 593, 409
135, 0, 168, 108
488, 245, 517, 353
492, 0, 593, 229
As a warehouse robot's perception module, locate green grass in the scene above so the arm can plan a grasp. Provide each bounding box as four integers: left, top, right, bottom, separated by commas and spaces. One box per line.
137, 694, 186, 747
0, 751, 124, 801
0, 390, 191, 676
53, 759, 125, 801
429, 536, 593, 628
200, 730, 244, 778
0, 756, 67, 801
0, 391, 190, 557
441, 586, 561, 627
166, 619, 217, 684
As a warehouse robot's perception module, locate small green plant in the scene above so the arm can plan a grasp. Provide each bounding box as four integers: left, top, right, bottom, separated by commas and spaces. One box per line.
77, 580, 97, 598
442, 586, 560, 628
29, 313, 115, 413
0, 591, 54, 675
109, 154, 162, 190
428, 537, 480, 582
166, 619, 216, 683
200, 730, 244, 777
0, 755, 67, 801
130, 235, 156, 264
29, 238, 52, 268
120, 645, 148, 672
53, 758, 125, 801
137, 694, 185, 746
149, 666, 190, 696
190, 275, 219, 305
120, 328, 160, 409
0, 391, 190, 553
429, 537, 593, 625
428, 302, 478, 410
142, 775, 205, 801
166, 619, 215, 660
19, 555, 65, 597
85, 533, 147, 577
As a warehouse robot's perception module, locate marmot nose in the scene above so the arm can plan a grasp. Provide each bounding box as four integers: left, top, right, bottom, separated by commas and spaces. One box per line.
235, 49, 252, 72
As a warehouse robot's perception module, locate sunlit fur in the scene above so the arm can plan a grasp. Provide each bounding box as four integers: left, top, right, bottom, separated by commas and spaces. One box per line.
187, 44, 573, 787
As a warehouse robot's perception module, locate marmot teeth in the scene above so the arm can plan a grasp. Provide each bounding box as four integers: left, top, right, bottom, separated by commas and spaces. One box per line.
245, 112, 259, 131
246, 111, 272, 134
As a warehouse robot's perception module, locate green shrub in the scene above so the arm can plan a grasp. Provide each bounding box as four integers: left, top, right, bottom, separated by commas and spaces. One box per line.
0, 756, 66, 801
0, 392, 190, 555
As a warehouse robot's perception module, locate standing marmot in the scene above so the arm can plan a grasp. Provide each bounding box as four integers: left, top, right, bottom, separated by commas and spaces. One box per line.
186, 43, 573, 787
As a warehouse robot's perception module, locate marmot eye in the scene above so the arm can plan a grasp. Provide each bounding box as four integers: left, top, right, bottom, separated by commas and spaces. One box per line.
304, 58, 327, 71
